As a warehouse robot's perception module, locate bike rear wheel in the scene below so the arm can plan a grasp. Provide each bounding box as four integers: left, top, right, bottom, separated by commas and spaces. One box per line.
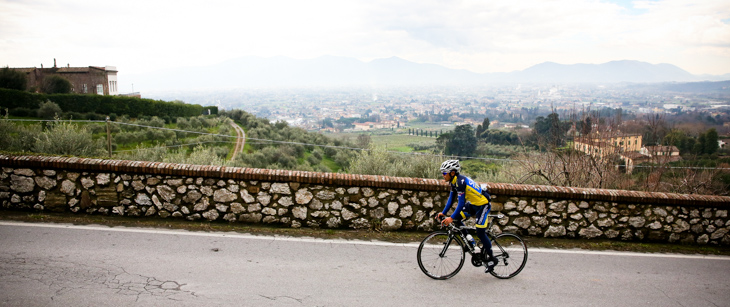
417, 231, 465, 280
489, 233, 528, 279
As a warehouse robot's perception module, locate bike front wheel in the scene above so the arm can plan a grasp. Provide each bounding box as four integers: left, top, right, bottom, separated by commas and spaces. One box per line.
489, 233, 528, 279
417, 231, 465, 280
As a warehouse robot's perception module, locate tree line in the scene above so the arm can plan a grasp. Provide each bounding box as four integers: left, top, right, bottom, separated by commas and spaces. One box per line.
0, 88, 216, 120
1, 67, 216, 120
428, 109, 728, 195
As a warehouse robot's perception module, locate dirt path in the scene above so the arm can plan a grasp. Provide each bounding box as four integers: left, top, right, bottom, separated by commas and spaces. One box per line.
229, 121, 245, 160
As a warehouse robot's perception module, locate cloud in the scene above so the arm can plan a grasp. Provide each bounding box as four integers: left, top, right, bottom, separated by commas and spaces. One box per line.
1, 0, 728, 75
354, 0, 730, 73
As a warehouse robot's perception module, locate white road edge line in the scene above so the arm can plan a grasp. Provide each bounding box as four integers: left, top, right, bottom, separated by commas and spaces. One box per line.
2, 221, 729, 261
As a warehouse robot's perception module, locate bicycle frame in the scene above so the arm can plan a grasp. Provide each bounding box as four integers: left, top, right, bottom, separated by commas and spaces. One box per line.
420, 213, 527, 279
438, 213, 505, 253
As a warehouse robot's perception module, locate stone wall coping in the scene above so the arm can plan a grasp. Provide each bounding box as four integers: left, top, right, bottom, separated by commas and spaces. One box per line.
2, 154, 728, 207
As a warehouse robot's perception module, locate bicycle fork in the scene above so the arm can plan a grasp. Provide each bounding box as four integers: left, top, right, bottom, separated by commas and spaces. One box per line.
439, 234, 472, 258
439, 236, 455, 258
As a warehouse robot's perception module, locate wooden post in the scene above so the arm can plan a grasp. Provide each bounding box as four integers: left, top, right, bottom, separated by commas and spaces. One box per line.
106, 116, 112, 157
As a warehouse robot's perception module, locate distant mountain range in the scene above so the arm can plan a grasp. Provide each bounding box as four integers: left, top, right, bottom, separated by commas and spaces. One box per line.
126, 56, 730, 91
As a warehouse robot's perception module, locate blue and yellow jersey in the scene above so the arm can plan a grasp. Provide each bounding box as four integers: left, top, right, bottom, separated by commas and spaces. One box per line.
442, 174, 489, 219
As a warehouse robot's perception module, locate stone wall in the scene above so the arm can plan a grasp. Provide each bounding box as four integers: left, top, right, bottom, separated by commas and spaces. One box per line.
1, 155, 729, 245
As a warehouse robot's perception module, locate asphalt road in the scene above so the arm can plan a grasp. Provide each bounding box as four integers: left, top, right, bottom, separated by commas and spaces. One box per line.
1, 221, 729, 307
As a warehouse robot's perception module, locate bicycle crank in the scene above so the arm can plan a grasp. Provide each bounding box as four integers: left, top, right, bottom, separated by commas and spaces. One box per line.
470, 254, 483, 267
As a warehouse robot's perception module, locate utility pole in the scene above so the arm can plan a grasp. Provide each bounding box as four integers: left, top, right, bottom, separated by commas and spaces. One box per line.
106, 116, 112, 157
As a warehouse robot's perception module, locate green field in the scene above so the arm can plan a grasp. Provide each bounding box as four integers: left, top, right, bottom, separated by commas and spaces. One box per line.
405, 122, 454, 131
329, 131, 438, 152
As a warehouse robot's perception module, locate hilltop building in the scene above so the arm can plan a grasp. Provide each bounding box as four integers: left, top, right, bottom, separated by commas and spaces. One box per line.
574, 132, 642, 173
574, 132, 642, 158
574, 132, 685, 173
640, 146, 682, 162
10, 59, 118, 95
352, 121, 398, 131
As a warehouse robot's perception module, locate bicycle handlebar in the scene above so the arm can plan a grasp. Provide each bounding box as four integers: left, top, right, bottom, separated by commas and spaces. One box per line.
433, 215, 465, 233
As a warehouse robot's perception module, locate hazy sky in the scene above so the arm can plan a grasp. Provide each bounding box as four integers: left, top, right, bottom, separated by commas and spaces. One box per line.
2, 0, 729, 81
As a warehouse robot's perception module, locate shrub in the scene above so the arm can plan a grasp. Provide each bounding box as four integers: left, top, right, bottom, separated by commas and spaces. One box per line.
83, 112, 106, 121
0, 88, 42, 110
0, 120, 41, 152
42, 76, 72, 94
163, 145, 226, 166
118, 145, 168, 162
232, 146, 300, 169
64, 111, 85, 120
306, 154, 322, 166
32, 120, 105, 156
347, 145, 440, 178
88, 124, 105, 135
37, 100, 63, 120
333, 150, 355, 169
0, 120, 18, 150
140, 116, 165, 128
9, 107, 36, 117
0, 88, 212, 118
145, 129, 166, 141
0, 67, 27, 91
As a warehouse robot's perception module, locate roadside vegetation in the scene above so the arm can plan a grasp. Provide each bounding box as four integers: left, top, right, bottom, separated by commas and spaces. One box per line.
327, 109, 730, 195
0, 85, 728, 195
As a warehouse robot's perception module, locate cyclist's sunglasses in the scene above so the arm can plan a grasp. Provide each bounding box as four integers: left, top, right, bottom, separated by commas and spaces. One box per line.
442, 172, 449, 176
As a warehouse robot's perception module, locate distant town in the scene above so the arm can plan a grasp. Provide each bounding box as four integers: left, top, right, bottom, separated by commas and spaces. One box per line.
4, 60, 729, 137
147, 82, 730, 134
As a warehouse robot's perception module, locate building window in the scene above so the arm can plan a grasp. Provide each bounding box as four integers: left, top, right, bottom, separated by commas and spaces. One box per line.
96, 84, 103, 95
83, 84, 88, 93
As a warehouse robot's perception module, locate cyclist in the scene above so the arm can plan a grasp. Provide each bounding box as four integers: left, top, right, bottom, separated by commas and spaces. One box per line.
436, 159, 497, 273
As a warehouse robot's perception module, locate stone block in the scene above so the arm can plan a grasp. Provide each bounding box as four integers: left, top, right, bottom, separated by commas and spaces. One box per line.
382, 218, 402, 231
80, 190, 92, 209
270, 183, 291, 194
295, 189, 313, 204
43, 192, 67, 212
292, 206, 308, 220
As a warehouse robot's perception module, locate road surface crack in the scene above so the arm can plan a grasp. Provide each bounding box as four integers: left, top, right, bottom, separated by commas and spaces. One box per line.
0, 253, 200, 303
652, 285, 685, 307
260, 294, 305, 304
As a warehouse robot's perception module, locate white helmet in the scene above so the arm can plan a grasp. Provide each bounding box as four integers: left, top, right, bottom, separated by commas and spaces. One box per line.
440, 160, 461, 173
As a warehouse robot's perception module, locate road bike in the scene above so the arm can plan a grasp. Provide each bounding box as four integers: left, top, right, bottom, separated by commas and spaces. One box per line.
417, 213, 528, 280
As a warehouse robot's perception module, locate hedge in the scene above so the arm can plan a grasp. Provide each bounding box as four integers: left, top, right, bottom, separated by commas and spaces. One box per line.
0, 88, 217, 118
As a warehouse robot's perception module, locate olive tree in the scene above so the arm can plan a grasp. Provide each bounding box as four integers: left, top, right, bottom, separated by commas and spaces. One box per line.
33, 120, 105, 156
42, 75, 72, 94
37, 100, 63, 120
0, 67, 27, 90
